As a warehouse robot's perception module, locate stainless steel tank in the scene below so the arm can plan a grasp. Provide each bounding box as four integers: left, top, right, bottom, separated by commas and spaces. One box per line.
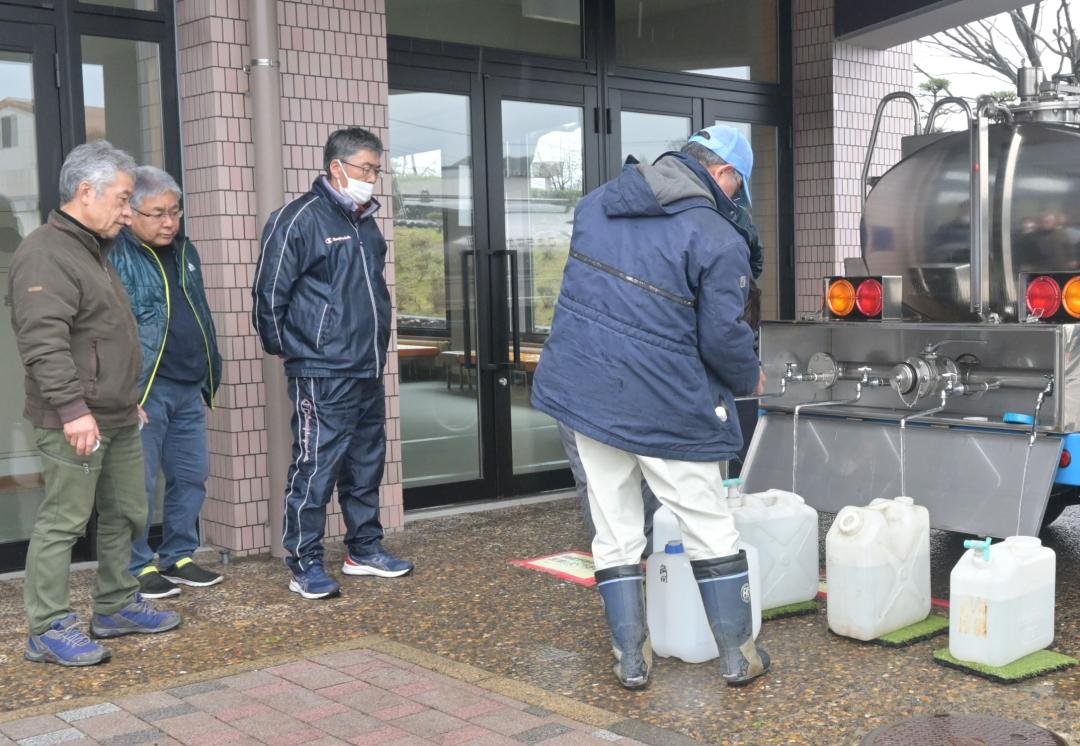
862, 121, 1080, 322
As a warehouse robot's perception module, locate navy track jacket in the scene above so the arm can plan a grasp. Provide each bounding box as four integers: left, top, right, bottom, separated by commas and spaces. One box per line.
252, 178, 391, 379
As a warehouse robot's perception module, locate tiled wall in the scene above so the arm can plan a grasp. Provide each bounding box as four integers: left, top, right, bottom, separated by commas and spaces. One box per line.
176, 0, 401, 558
792, 0, 912, 315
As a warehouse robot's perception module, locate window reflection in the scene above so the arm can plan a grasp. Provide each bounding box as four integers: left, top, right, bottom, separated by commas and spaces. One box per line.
620, 110, 691, 166
389, 0, 583, 59
615, 0, 778, 83
502, 100, 582, 476
80, 0, 158, 10
81, 36, 164, 167
390, 90, 483, 489
0, 52, 44, 552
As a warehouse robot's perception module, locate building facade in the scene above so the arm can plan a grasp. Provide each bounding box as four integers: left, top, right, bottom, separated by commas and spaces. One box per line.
6, 0, 1010, 570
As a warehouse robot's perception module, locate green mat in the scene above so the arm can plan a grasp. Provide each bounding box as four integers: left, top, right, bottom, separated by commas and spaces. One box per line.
875, 614, 950, 647
762, 599, 820, 621
933, 648, 1078, 684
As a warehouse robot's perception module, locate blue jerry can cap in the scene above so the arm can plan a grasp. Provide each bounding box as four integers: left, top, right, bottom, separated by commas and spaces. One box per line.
664, 540, 685, 554
1003, 412, 1036, 425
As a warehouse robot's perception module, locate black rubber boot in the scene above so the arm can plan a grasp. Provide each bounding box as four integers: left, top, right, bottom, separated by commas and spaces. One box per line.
692, 551, 770, 686
595, 565, 652, 690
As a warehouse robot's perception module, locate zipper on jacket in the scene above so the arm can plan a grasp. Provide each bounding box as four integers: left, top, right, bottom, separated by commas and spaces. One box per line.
315, 303, 329, 349
180, 240, 217, 409
140, 243, 171, 406
568, 249, 695, 307
352, 225, 381, 377
335, 204, 382, 378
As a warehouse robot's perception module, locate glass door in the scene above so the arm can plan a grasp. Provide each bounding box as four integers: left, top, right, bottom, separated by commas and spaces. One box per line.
485, 79, 600, 494
0, 22, 68, 572
389, 72, 499, 508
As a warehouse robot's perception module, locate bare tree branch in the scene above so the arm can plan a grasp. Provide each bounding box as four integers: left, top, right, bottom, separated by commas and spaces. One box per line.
923, 2, 1080, 88
1010, 10, 1044, 68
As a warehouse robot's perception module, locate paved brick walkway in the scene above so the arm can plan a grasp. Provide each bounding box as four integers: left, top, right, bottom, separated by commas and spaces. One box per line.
0, 645, 655, 746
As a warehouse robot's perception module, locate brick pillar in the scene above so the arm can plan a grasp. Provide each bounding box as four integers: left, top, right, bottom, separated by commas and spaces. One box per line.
176, 0, 401, 558
792, 0, 913, 315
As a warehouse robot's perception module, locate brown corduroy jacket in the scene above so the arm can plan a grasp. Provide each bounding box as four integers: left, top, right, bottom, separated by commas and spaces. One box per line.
9, 210, 142, 429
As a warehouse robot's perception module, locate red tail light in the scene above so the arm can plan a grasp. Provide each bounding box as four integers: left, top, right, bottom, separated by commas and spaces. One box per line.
1026, 275, 1062, 318
823, 275, 900, 320
1061, 450, 1072, 469
855, 279, 883, 317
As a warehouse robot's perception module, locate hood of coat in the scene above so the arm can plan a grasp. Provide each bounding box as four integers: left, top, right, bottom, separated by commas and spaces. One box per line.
600, 151, 738, 219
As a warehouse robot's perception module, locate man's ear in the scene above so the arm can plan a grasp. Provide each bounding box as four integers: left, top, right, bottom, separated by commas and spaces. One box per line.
704, 163, 725, 181
76, 181, 94, 204
327, 160, 343, 185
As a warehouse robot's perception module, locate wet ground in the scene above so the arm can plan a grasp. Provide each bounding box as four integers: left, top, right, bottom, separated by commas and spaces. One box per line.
1, 496, 1079, 745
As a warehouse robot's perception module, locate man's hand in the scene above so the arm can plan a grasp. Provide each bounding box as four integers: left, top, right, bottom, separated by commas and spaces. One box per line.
755, 368, 767, 397
138, 406, 149, 429
64, 414, 100, 456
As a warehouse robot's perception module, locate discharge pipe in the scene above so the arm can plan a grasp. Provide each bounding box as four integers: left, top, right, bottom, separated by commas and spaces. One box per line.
249, 0, 288, 557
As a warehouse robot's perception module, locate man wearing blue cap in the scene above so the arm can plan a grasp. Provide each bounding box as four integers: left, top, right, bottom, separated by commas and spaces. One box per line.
532, 125, 769, 690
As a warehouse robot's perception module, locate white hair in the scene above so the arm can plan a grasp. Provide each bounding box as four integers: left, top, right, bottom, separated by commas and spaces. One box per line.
58, 140, 137, 203
131, 165, 182, 209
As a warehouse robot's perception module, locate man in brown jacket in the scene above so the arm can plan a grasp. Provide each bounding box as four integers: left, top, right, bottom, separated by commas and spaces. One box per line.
10, 141, 182, 666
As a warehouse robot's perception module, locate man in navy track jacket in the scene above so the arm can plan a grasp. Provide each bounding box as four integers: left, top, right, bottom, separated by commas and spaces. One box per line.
532, 126, 769, 690
252, 127, 412, 601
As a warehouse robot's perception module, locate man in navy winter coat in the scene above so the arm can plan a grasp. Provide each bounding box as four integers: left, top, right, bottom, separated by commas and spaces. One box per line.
532, 125, 769, 689
253, 127, 412, 601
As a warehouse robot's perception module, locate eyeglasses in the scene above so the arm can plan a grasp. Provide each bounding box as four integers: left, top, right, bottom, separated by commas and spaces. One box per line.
339, 159, 384, 179
133, 207, 184, 221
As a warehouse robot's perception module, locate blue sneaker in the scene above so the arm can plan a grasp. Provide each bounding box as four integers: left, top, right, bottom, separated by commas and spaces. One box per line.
90, 594, 182, 638
288, 563, 341, 599
26, 614, 110, 666
342, 548, 414, 578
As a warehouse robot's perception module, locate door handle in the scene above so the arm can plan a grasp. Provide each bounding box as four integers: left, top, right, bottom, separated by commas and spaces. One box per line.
461, 250, 475, 369
491, 249, 522, 368
507, 248, 521, 366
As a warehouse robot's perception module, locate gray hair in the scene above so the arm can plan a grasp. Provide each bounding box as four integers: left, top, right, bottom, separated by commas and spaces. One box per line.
131, 165, 182, 210
323, 127, 383, 173
59, 140, 137, 203
680, 142, 742, 190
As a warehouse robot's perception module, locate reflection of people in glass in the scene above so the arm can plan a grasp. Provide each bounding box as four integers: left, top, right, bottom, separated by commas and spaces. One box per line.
1018, 212, 1076, 270
929, 201, 971, 263
0, 194, 23, 264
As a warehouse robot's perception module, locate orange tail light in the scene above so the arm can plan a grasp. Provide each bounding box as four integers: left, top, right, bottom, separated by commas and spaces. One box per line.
826, 279, 856, 317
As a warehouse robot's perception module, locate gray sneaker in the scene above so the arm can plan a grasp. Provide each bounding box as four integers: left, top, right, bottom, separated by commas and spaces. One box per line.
91, 595, 182, 638
26, 614, 111, 666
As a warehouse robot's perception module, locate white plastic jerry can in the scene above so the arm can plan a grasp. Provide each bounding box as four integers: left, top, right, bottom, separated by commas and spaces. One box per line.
949, 536, 1056, 668
825, 496, 931, 641
646, 540, 718, 663
647, 505, 760, 664
725, 478, 819, 609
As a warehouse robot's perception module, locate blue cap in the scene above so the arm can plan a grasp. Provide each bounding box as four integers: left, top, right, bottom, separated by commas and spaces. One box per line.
1003, 412, 1036, 425
687, 125, 754, 206
664, 540, 685, 555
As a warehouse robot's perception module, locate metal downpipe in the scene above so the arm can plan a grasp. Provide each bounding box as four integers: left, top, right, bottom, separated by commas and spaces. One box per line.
249, 0, 288, 557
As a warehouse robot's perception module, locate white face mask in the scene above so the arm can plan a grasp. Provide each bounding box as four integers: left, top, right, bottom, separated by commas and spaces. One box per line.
334, 160, 375, 206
